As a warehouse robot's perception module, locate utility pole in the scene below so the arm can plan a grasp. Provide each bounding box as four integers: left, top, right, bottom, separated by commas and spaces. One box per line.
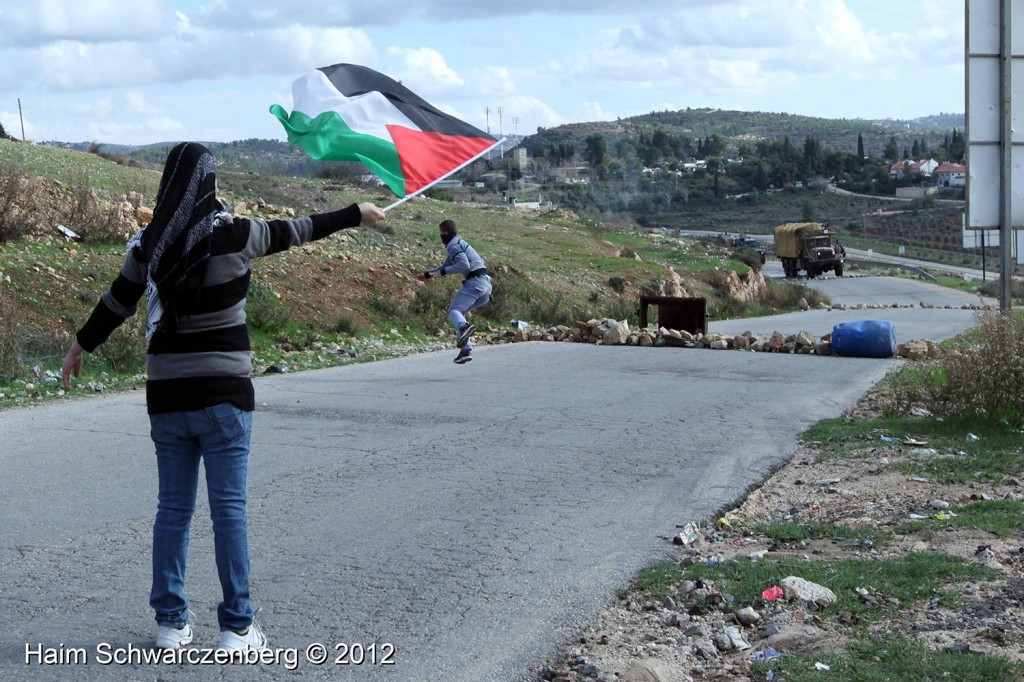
999, 0, 1013, 309
485, 106, 491, 159
18, 98, 25, 141
497, 107, 504, 158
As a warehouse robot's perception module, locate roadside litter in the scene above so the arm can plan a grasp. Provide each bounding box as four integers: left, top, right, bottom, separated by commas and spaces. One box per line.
750, 649, 782, 663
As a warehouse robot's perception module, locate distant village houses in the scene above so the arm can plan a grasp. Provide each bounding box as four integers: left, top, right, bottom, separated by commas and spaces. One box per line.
889, 158, 939, 179
933, 162, 966, 187
888, 158, 965, 188
550, 166, 590, 183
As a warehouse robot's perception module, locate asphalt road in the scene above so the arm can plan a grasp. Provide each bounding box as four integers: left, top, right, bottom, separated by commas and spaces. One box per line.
0, 278, 985, 682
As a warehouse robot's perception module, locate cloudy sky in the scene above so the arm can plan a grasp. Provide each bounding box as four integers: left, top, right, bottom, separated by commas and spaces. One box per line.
0, 1, 965, 146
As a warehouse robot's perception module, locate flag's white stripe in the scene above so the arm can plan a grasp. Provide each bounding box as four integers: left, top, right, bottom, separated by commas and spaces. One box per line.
289, 70, 421, 142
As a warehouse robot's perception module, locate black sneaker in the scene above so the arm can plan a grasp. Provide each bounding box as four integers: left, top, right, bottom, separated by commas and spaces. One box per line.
454, 348, 472, 364
456, 324, 476, 348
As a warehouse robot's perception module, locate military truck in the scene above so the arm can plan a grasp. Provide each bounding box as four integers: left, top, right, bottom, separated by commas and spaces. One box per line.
773, 221, 845, 278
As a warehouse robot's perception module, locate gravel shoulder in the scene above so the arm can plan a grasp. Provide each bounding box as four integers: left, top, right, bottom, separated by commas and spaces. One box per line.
538, 386, 1024, 682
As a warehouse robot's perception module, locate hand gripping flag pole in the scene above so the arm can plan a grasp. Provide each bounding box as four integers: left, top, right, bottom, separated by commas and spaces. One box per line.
271, 63, 501, 212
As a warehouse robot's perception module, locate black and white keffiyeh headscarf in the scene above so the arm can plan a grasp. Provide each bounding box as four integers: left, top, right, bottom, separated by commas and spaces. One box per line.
131, 142, 231, 338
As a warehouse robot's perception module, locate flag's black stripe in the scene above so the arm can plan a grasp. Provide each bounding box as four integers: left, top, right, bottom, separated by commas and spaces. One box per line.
318, 63, 495, 141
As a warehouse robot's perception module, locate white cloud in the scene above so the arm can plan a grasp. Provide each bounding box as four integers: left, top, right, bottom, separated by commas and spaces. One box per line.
124, 91, 154, 115
550, 0, 967, 112
501, 95, 562, 133
573, 101, 616, 125
386, 47, 464, 94
472, 66, 517, 97
0, 1, 967, 144
0, 0, 174, 48
188, 0, 693, 28
0, 26, 376, 93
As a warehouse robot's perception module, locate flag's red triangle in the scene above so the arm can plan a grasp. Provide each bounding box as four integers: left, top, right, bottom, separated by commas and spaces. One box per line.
387, 126, 496, 195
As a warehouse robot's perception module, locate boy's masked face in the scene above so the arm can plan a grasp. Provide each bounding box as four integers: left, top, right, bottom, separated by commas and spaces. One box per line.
441, 231, 455, 245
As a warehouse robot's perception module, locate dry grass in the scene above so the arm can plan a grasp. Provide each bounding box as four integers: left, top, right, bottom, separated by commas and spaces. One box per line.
890, 311, 1024, 424
0, 159, 44, 243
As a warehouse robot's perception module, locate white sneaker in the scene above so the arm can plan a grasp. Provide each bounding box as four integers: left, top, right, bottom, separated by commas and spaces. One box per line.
155, 623, 193, 649
218, 620, 268, 651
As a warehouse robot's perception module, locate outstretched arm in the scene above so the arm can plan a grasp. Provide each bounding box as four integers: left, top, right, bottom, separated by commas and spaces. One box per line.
422, 248, 470, 280
244, 202, 386, 259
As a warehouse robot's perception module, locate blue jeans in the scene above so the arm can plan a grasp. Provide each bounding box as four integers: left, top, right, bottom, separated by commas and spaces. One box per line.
149, 404, 254, 631
448, 275, 492, 350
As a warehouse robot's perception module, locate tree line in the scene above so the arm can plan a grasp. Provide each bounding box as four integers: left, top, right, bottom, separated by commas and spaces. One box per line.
518, 123, 966, 222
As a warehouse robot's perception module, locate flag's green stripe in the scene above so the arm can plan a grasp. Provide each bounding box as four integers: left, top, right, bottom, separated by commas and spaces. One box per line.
270, 104, 406, 197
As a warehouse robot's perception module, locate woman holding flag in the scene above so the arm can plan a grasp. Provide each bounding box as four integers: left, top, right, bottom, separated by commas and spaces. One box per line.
61, 141, 386, 652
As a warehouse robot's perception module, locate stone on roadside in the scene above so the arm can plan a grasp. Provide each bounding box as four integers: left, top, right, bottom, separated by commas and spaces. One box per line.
736, 607, 760, 625
780, 576, 837, 606
795, 330, 816, 348
766, 623, 824, 653
620, 659, 687, 682
897, 339, 932, 360
724, 625, 751, 650
602, 319, 630, 345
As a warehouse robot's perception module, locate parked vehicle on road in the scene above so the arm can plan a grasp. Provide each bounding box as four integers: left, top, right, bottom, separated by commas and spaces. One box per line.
773, 221, 845, 278
735, 237, 766, 265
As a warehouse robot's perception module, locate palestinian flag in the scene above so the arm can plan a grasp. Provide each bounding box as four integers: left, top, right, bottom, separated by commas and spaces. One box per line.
270, 63, 499, 199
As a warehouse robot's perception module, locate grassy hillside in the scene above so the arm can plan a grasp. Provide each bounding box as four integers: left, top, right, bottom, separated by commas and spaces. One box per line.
1, 141, 813, 408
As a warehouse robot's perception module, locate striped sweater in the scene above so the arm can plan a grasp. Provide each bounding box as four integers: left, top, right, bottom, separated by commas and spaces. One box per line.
76, 203, 363, 414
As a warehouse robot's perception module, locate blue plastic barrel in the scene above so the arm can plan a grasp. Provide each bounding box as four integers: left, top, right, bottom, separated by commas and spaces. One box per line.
831, 320, 897, 358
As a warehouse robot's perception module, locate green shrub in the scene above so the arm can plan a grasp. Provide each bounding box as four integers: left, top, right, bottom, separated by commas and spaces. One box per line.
596, 295, 638, 324
408, 284, 451, 332
0, 295, 25, 380
978, 277, 1024, 300
424, 188, 455, 202
0, 158, 43, 243
892, 311, 1024, 424
366, 287, 412, 322
730, 247, 762, 271
333, 311, 359, 336
246, 283, 291, 333
484, 267, 587, 326
94, 314, 146, 373
762, 279, 829, 309
63, 181, 129, 244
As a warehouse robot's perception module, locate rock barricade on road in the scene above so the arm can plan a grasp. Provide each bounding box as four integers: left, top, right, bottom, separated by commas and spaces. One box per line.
477, 318, 940, 360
